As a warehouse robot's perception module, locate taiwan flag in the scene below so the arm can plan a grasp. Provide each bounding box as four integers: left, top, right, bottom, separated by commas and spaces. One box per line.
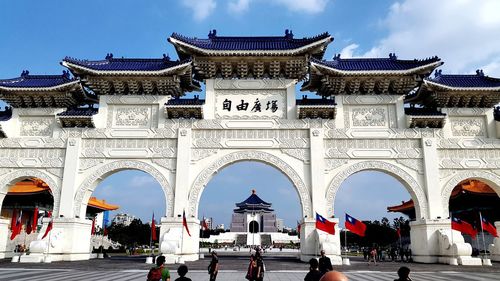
41, 211, 53, 239
345, 214, 367, 237
451, 217, 477, 239
201, 217, 209, 231
151, 213, 157, 241
481, 216, 498, 238
315, 213, 336, 235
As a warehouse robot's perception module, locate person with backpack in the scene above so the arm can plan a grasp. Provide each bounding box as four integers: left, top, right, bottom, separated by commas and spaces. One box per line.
147, 255, 170, 281
304, 258, 322, 281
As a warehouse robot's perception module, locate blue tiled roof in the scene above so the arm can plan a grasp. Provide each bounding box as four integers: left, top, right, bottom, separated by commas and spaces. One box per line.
312, 54, 441, 71
0, 107, 12, 121
0, 71, 76, 88
296, 98, 336, 106
236, 192, 271, 207
57, 107, 98, 117
165, 98, 205, 106
404, 107, 445, 116
426, 70, 500, 88
170, 30, 331, 51
63, 54, 190, 72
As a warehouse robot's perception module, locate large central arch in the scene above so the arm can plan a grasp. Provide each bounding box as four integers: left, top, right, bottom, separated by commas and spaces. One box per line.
187, 150, 312, 218
0, 169, 60, 216
73, 160, 174, 218
325, 160, 428, 220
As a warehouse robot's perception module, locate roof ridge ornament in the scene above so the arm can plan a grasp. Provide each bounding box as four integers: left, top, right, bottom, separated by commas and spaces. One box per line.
163, 53, 171, 61
476, 69, 484, 76
333, 53, 341, 60
62, 70, 70, 79
389, 53, 397, 60
105, 53, 113, 60
285, 29, 294, 39
208, 29, 217, 39
21, 70, 29, 77
434, 69, 442, 78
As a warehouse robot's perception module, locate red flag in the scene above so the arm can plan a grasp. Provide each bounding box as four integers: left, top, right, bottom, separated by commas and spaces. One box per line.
42, 211, 53, 239
10, 210, 22, 240
103, 224, 108, 236
26, 212, 32, 235
151, 213, 157, 241
345, 214, 367, 237
396, 227, 401, 238
32, 207, 38, 233
481, 216, 499, 238
451, 217, 477, 239
182, 210, 191, 237
10, 209, 18, 231
316, 213, 336, 235
297, 220, 301, 238
91, 217, 96, 235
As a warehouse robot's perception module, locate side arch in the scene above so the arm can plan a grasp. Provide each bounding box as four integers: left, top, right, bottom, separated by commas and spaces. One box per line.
441, 170, 500, 215
0, 169, 60, 216
74, 160, 174, 218
187, 150, 312, 218
325, 161, 428, 219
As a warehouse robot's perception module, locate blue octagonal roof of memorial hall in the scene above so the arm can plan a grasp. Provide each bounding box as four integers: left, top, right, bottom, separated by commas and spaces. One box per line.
0, 70, 78, 89
62, 54, 191, 73
169, 30, 332, 58
310, 53, 442, 73
425, 69, 500, 89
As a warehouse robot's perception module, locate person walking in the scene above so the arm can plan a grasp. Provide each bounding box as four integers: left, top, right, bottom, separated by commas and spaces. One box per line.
318, 250, 333, 276
394, 266, 412, 281
175, 265, 191, 281
368, 247, 377, 266
245, 254, 258, 280
208, 251, 219, 281
304, 258, 323, 281
254, 250, 265, 281
147, 255, 170, 281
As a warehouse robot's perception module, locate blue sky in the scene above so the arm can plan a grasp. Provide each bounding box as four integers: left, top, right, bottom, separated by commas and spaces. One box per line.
2, 1, 500, 227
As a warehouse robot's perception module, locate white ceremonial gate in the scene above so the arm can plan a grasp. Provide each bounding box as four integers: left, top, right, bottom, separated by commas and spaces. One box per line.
1, 31, 500, 265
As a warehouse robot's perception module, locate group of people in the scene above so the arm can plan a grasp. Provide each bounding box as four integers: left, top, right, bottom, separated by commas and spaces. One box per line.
146, 255, 191, 281
362, 246, 412, 263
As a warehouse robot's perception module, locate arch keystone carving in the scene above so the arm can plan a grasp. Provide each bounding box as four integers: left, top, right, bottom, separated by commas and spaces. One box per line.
188, 151, 311, 217
74, 160, 174, 218
325, 161, 428, 219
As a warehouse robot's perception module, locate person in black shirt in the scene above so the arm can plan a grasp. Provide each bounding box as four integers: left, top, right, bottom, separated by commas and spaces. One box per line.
304, 258, 323, 281
318, 250, 333, 276
208, 251, 219, 281
394, 266, 412, 281
175, 265, 191, 281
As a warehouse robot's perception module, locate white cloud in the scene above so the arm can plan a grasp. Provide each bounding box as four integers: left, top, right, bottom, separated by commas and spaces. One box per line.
354, 0, 500, 76
181, 0, 217, 21
227, 0, 329, 14
339, 43, 359, 58
128, 175, 157, 187
228, 0, 252, 13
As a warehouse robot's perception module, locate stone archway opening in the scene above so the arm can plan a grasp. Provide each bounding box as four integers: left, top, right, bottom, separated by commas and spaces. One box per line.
197, 160, 302, 250
85, 169, 166, 253
0, 177, 54, 257
446, 178, 500, 254
327, 162, 427, 261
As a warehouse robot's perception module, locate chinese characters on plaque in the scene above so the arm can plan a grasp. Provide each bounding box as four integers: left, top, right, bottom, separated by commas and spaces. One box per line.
215, 92, 286, 119
222, 98, 279, 113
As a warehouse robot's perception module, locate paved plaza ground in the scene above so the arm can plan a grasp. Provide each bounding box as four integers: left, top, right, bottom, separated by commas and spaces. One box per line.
1, 254, 499, 280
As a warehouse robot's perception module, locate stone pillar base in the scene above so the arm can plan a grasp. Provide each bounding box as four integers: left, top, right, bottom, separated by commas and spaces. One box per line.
299, 218, 341, 264
0, 218, 10, 259
27, 218, 92, 262
160, 217, 200, 261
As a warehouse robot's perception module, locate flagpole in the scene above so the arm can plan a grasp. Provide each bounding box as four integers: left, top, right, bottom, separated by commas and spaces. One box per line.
149, 212, 153, 257
181, 210, 185, 256
479, 211, 488, 260
450, 212, 455, 262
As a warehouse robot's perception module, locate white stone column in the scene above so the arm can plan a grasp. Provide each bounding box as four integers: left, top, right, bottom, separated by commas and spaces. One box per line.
421, 138, 443, 219
173, 128, 192, 217
0, 218, 9, 259
286, 81, 296, 119
300, 218, 341, 265
160, 216, 200, 263
410, 219, 447, 263
335, 97, 345, 129
309, 128, 325, 217
395, 96, 406, 129
204, 79, 216, 119
57, 138, 82, 218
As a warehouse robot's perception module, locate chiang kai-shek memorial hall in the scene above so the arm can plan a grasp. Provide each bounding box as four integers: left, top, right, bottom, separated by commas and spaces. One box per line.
1, 30, 500, 265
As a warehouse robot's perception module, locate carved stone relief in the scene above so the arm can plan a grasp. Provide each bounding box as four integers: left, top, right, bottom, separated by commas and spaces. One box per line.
441, 170, 500, 215
114, 106, 151, 127
188, 151, 311, 217
81, 139, 176, 158
324, 139, 421, 159
351, 107, 387, 127
191, 149, 219, 162
342, 95, 401, 104
325, 128, 444, 139
191, 129, 310, 148
325, 161, 428, 219
213, 78, 292, 89
439, 149, 500, 169
0, 149, 64, 167
324, 159, 349, 171
106, 95, 162, 104
20, 118, 53, 136
74, 160, 174, 218
151, 159, 177, 172
281, 149, 310, 163
450, 117, 486, 137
